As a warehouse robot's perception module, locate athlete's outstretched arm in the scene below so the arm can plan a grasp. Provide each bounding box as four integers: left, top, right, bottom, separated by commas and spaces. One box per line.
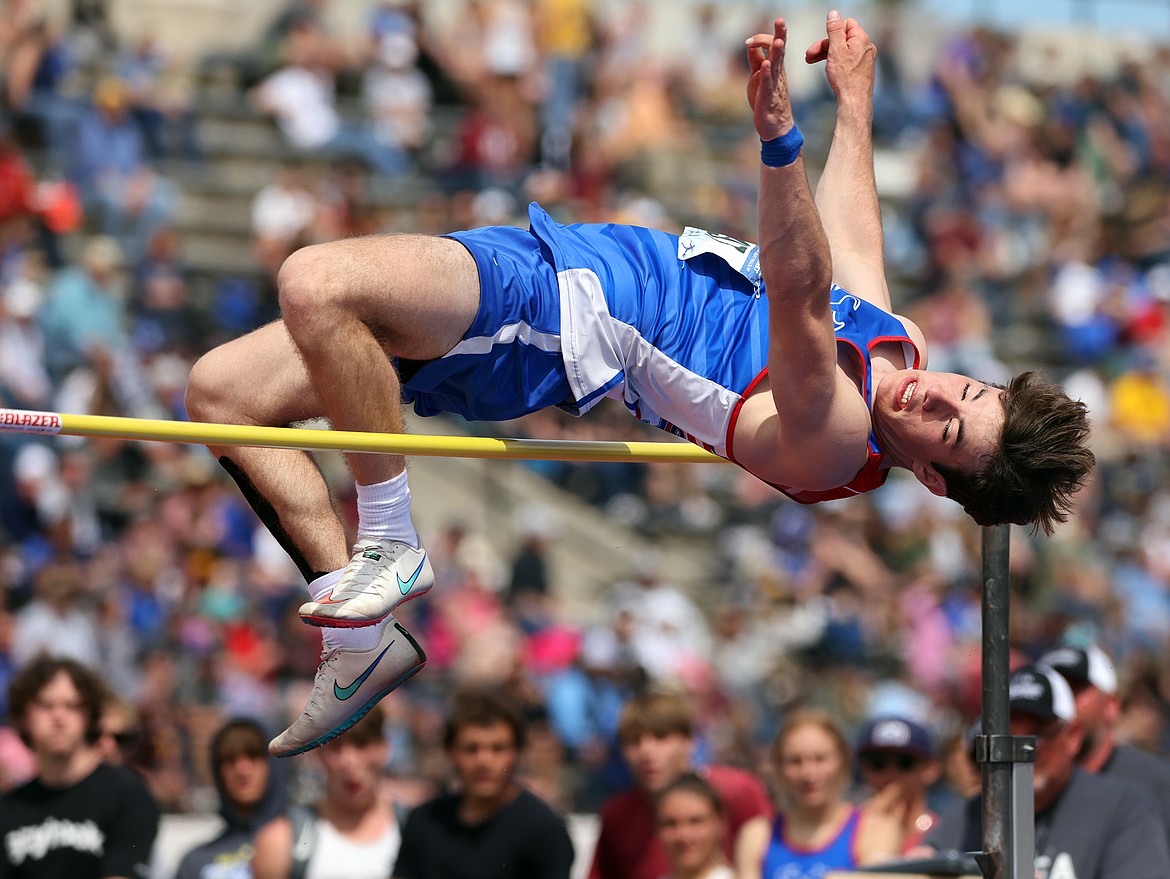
747, 18, 866, 474
806, 10, 892, 312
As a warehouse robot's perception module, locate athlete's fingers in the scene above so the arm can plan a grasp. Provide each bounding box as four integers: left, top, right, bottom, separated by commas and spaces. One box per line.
806, 37, 829, 64
745, 34, 771, 72
826, 8, 846, 48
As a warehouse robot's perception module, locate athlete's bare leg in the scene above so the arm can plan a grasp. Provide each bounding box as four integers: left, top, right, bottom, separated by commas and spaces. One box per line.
276, 234, 480, 486
185, 321, 348, 581
185, 234, 480, 580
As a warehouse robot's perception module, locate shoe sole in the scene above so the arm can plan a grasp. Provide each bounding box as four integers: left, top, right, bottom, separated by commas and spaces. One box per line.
270, 623, 427, 758
298, 587, 432, 629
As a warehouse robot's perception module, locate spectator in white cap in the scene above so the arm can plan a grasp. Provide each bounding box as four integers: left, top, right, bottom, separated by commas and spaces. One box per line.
923, 664, 1170, 879
1041, 643, 1170, 851
855, 716, 941, 854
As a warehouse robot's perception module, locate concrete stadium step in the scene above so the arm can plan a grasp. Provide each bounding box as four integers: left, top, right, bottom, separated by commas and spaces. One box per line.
180, 235, 263, 277
196, 116, 288, 157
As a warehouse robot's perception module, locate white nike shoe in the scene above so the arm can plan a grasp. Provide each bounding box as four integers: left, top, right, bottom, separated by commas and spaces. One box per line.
299, 537, 434, 628
269, 620, 426, 757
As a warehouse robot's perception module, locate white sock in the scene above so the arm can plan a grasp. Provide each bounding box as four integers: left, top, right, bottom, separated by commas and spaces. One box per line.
356, 471, 419, 547
307, 569, 389, 651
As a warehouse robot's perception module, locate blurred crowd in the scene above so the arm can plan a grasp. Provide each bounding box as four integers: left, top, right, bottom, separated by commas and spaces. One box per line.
4, 0, 1170, 872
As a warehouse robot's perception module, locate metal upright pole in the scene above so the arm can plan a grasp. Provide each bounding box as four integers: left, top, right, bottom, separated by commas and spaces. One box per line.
974, 524, 1035, 879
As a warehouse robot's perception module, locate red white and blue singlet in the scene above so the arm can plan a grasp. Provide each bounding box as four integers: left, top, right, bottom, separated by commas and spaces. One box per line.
400, 203, 921, 502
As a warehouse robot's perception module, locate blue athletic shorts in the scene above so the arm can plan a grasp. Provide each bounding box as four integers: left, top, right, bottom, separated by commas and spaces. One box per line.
399, 203, 771, 457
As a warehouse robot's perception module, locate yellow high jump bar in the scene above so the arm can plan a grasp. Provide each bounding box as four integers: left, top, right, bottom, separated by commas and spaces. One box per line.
0, 407, 727, 464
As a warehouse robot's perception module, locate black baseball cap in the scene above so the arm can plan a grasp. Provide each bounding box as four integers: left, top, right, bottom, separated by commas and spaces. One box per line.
1009, 664, 1076, 723
856, 716, 936, 759
1038, 644, 1117, 695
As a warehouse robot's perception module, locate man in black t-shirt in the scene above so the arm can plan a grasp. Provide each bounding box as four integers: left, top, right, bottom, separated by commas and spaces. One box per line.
1040, 642, 1170, 852
392, 689, 574, 879
0, 656, 159, 879
925, 664, 1170, 879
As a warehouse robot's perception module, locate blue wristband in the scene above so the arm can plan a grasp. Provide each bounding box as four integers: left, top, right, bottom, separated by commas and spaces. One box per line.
760, 126, 805, 168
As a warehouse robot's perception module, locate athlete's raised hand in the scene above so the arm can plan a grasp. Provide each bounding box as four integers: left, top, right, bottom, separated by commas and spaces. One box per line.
745, 18, 796, 140
804, 9, 876, 108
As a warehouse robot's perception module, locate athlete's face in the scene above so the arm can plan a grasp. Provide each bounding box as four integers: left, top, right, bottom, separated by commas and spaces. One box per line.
873, 369, 1005, 493
776, 723, 846, 813
655, 789, 725, 876
318, 735, 386, 807
448, 721, 519, 803
622, 731, 694, 794
1010, 713, 1081, 812
23, 671, 90, 759
219, 750, 270, 812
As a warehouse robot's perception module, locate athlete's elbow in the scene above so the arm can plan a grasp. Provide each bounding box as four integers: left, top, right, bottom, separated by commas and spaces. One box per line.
763, 259, 832, 300
761, 242, 832, 296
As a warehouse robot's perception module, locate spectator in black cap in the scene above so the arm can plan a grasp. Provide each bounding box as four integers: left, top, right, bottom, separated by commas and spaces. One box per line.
924, 664, 1170, 879
1040, 642, 1170, 851
855, 716, 941, 854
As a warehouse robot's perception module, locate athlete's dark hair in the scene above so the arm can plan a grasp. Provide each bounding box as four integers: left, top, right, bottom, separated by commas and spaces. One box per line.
443, 688, 527, 751
653, 772, 726, 822
935, 372, 1094, 535
8, 655, 109, 748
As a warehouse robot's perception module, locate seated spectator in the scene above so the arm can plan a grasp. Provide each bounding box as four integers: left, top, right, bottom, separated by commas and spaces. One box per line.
250, 22, 404, 178
251, 161, 321, 280
114, 33, 203, 165
924, 664, 1170, 879
392, 688, 574, 879
69, 77, 179, 261
362, 30, 432, 163
0, 655, 160, 878
12, 560, 101, 669
653, 772, 734, 879
736, 709, 900, 878
589, 691, 771, 879
96, 695, 142, 769
0, 275, 51, 409
38, 235, 127, 381
175, 717, 286, 879
252, 705, 403, 879
0, 121, 35, 231
854, 715, 942, 854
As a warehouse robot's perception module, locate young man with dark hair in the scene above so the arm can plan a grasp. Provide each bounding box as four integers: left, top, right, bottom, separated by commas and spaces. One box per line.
174, 718, 287, 879
0, 656, 160, 879
184, 9, 1095, 756
1040, 643, 1170, 852
392, 689, 573, 879
252, 705, 404, 879
924, 664, 1170, 879
589, 691, 771, 879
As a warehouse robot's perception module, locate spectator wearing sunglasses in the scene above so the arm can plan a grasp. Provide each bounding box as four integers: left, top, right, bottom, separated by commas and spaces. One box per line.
855, 716, 941, 854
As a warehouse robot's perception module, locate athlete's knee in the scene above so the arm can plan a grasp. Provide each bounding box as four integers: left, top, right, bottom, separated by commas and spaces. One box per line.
185, 346, 243, 422
277, 241, 351, 337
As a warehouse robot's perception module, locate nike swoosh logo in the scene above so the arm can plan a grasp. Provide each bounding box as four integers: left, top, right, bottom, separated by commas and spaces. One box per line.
333, 640, 395, 701
397, 555, 427, 595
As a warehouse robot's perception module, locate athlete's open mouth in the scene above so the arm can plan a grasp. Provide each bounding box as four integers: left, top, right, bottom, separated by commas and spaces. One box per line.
898, 379, 917, 409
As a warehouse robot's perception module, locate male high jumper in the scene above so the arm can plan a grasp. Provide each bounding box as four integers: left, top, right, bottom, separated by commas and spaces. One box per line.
185, 10, 1093, 755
